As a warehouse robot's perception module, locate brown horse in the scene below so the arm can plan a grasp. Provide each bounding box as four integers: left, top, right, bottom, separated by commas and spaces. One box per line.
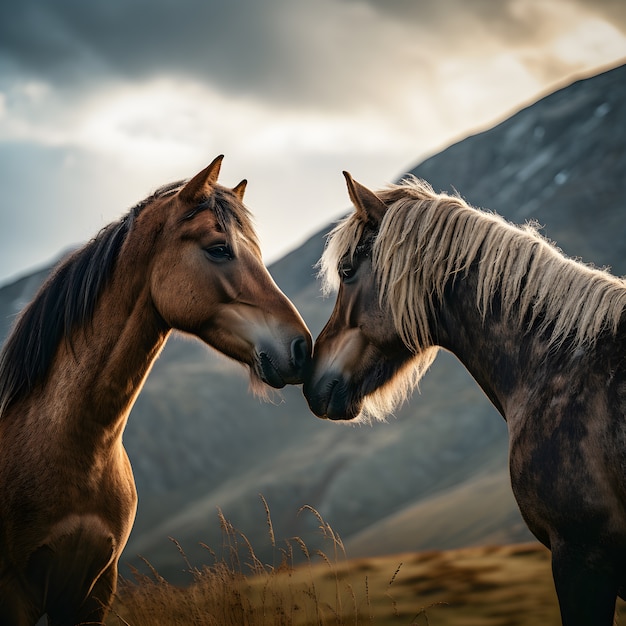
304, 172, 626, 626
0, 156, 312, 626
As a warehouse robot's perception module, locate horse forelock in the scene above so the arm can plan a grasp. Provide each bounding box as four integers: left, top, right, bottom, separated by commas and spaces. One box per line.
158, 180, 261, 256
199, 187, 262, 257
318, 213, 365, 295
372, 177, 626, 354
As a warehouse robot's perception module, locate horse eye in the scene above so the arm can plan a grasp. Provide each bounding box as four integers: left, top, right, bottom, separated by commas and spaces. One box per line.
339, 263, 357, 282
205, 244, 233, 262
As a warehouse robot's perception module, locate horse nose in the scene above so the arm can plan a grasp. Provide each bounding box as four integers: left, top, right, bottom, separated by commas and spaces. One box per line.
290, 335, 310, 372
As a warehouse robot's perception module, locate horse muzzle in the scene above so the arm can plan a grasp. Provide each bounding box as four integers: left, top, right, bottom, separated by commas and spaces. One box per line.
303, 369, 359, 420
255, 335, 311, 388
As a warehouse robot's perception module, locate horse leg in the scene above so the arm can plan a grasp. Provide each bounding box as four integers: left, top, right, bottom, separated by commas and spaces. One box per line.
551, 544, 617, 626
0, 586, 41, 626
0, 574, 42, 626
75, 561, 117, 626
26, 516, 117, 626
45, 562, 116, 626
0, 604, 39, 626
0, 599, 40, 626
43, 563, 117, 626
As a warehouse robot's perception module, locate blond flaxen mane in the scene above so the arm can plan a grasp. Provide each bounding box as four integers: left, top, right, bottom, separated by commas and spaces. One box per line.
322, 176, 626, 356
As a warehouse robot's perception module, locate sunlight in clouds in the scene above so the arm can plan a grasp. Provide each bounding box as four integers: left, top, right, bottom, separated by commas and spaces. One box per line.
550, 18, 626, 66
0, 0, 625, 283
433, 55, 542, 131
1, 76, 429, 174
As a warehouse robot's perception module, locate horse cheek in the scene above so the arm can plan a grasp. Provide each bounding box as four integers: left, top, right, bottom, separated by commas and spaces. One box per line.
150, 255, 199, 331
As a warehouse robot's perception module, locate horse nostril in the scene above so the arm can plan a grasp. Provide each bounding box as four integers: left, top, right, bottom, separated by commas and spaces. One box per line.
290, 336, 309, 370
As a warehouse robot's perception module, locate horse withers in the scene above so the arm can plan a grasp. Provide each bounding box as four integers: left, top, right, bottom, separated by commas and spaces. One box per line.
0, 156, 312, 626
304, 172, 626, 626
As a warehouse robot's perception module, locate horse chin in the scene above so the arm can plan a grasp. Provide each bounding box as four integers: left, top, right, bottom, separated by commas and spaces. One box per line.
256, 350, 287, 389
304, 373, 362, 421
247, 369, 279, 401
326, 401, 362, 422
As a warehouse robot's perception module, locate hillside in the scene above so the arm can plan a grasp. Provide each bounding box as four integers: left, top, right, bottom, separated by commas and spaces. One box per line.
1, 62, 624, 584
112, 542, 566, 626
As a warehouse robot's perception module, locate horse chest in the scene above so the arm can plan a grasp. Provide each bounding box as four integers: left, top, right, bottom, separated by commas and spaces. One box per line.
0, 415, 136, 531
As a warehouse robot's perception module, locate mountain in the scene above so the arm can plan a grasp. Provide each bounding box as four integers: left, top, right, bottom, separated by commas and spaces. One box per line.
1, 62, 624, 583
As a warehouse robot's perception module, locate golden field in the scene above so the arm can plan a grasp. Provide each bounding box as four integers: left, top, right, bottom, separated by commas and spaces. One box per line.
107, 506, 626, 626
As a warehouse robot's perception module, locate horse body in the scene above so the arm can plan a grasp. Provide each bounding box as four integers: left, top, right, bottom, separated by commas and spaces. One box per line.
507, 332, 626, 624
0, 156, 311, 625
0, 254, 159, 624
304, 172, 626, 625
437, 262, 626, 623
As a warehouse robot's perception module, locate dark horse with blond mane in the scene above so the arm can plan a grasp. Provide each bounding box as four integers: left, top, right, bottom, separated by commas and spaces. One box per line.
0, 156, 312, 626
304, 172, 626, 626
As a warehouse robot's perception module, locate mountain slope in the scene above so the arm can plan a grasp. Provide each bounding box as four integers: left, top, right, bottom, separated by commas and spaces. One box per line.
1, 62, 624, 583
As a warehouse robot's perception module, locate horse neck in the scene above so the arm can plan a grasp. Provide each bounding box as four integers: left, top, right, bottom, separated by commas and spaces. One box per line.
41, 246, 169, 441
433, 267, 542, 420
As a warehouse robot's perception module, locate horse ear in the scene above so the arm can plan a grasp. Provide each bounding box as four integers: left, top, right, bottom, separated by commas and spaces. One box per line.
232, 179, 247, 201
179, 154, 224, 204
343, 171, 387, 226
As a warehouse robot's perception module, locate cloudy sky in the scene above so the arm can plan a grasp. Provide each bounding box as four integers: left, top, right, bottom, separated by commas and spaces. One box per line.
1, 0, 625, 285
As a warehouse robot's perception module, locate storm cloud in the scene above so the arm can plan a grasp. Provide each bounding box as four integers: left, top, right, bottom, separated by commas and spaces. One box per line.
3, 0, 624, 107
0, 0, 625, 283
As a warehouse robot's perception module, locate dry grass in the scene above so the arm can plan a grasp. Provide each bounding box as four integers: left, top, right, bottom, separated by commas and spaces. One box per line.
110, 499, 387, 626
107, 498, 626, 626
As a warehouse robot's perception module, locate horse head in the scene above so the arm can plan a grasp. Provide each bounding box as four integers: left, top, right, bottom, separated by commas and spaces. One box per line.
145, 155, 312, 389
304, 172, 432, 421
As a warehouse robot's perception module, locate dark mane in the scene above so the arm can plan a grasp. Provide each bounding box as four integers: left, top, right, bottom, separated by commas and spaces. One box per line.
0, 182, 182, 417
